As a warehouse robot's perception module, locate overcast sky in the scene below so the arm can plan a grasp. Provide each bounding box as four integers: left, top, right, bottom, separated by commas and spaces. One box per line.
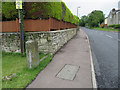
62, 0, 120, 18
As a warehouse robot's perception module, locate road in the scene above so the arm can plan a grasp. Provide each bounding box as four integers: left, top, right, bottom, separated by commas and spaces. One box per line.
81, 27, 118, 88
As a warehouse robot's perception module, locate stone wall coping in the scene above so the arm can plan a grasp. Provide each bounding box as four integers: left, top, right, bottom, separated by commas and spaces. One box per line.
1, 32, 20, 34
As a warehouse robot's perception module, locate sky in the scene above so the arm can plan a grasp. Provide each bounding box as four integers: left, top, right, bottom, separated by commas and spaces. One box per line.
62, 0, 120, 18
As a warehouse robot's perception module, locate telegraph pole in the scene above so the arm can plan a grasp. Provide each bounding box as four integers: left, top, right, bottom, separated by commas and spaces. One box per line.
16, 0, 24, 55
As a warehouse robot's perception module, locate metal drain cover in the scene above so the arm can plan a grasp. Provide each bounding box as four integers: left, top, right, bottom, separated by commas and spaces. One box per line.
56, 64, 80, 80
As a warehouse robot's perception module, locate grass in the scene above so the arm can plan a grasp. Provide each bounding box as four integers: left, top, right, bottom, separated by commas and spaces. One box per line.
2, 52, 53, 88
92, 27, 120, 32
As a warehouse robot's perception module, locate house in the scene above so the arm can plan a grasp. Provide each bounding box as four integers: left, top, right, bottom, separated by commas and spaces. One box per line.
104, 17, 108, 25
105, 1, 120, 25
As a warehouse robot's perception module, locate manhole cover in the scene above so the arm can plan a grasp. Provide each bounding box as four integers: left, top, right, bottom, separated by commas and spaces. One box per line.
56, 64, 80, 80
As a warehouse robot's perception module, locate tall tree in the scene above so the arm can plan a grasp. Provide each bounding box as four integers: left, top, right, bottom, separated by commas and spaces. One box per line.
79, 15, 88, 26
87, 10, 104, 27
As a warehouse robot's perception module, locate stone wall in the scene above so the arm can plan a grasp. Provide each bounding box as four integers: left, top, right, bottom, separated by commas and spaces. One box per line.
1, 28, 76, 54
2, 33, 21, 53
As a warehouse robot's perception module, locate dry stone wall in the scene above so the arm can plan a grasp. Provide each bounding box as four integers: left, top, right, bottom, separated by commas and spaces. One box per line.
1, 28, 76, 54
2, 33, 21, 53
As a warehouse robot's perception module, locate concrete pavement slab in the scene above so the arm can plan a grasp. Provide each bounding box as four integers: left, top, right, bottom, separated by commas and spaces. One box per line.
56, 64, 80, 81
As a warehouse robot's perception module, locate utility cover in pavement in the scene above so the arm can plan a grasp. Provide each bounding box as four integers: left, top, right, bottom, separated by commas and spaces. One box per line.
56, 64, 80, 80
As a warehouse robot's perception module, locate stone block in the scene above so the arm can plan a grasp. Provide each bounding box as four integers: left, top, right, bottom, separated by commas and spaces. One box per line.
40, 39, 48, 44
26, 40, 40, 69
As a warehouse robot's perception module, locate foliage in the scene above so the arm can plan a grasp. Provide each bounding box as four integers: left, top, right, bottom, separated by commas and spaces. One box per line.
62, 2, 78, 24
2, 2, 77, 25
109, 24, 120, 29
25, 2, 62, 20
0, 1, 2, 21
73, 15, 78, 25
79, 15, 88, 26
2, 2, 18, 21
93, 27, 120, 32
87, 10, 104, 27
25, 2, 77, 24
2, 51, 53, 88
63, 3, 73, 22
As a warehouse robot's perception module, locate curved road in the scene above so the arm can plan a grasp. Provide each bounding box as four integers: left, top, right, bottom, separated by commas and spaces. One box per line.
81, 27, 118, 88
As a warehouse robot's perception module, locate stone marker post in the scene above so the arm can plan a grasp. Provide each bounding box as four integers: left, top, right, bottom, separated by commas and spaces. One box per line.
26, 40, 39, 69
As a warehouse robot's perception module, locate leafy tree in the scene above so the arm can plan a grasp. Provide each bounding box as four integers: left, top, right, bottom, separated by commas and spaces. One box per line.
79, 15, 88, 26
87, 10, 104, 27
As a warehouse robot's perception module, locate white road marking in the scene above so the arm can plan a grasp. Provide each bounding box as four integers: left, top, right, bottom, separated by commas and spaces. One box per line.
105, 34, 120, 41
106, 34, 113, 39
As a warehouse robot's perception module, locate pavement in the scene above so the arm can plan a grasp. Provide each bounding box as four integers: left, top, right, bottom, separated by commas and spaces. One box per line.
27, 30, 95, 88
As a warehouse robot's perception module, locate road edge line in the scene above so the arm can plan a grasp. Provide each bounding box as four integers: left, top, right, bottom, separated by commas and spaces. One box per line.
81, 29, 98, 89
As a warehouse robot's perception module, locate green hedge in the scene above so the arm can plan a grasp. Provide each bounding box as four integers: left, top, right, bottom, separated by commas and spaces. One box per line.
109, 24, 120, 29
2, 2, 18, 21
2, 2, 78, 25
62, 2, 77, 24
25, 2, 62, 20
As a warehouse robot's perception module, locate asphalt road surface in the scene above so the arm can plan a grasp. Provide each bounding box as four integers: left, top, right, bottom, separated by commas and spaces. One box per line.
81, 27, 118, 88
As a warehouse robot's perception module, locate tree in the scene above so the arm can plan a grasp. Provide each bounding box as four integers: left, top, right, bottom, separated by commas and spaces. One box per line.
87, 10, 104, 27
79, 15, 88, 26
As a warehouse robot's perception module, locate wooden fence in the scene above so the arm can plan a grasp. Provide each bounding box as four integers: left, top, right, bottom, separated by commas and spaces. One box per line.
1, 17, 77, 32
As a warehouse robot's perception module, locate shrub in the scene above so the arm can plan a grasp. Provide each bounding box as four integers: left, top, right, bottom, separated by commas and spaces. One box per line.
114, 24, 120, 29
109, 24, 120, 29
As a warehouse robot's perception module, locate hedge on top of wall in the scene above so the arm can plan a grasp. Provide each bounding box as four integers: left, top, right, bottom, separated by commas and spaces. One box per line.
62, 2, 78, 25
2, 2, 18, 21
24, 2, 62, 20
2, 2, 78, 25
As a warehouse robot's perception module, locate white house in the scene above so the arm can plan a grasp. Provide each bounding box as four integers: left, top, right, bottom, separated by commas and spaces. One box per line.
104, 17, 108, 25
105, 1, 120, 25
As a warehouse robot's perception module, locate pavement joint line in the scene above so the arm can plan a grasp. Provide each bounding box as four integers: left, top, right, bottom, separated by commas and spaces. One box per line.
81, 29, 98, 89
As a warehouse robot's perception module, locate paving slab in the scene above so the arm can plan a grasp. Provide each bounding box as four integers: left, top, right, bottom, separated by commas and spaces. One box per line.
27, 30, 93, 88
56, 64, 80, 81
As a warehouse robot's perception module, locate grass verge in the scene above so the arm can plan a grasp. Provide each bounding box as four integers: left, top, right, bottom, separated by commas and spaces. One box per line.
92, 27, 120, 32
2, 51, 52, 88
